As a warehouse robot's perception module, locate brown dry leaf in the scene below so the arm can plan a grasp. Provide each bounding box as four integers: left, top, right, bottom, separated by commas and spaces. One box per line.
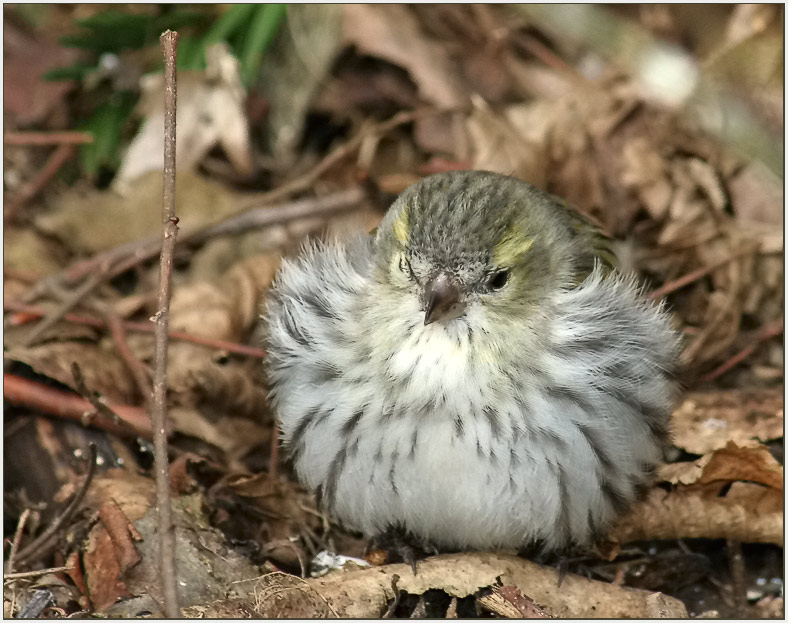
81, 470, 155, 612
3, 19, 77, 125
466, 98, 549, 188
5, 341, 138, 404
113, 44, 251, 193
659, 441, 783, 490
4, 225, 67, 277
619, 136, 672, 221
168, 252, 281, 342
126, 253, 278, 460
670, 387, 783, 455
80, 471, 264, 614
81, 469, 156, 519
342, 5, 467, 109
242, 552, 686, 618
696, 441, 783, 490
610, 480, 782, 546
224, 471, 322, 544
165, 405, 269, 466
36, 171, 246, 254
83, 507, 141, 611
259, 4, 343, 160
190, 363, 271, 422
118, 493, 264, 613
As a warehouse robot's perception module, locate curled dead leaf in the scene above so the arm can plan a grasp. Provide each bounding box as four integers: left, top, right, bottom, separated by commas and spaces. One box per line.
114, 44, 251, 193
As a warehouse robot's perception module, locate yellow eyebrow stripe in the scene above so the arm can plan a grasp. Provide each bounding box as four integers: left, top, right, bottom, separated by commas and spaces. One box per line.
392, 206, 410, 245
494, 226, 533, 266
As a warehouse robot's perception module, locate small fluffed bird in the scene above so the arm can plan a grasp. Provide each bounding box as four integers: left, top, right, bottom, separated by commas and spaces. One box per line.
264, 171, 680, 567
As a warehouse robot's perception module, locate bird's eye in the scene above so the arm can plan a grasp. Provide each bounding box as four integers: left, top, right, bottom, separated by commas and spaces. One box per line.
489, 269, 510, 290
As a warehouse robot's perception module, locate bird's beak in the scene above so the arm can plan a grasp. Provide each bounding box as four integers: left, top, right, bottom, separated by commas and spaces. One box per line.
424, 273, 465, 325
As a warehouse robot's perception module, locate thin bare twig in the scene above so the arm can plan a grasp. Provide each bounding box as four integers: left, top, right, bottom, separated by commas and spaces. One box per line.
3, 373, 153, 439
646, 246, 758, 300
4, 267, 42, 283
5, 301, 267, 358
6, 144, 76, 218
193, 186, 365, 242
726, 540, 749, 616
14, 444, 98, 567
70, 362, 141, 437
153, 30, 180, 618
700, 321, 784, 382
383, 574, 402, 618
6, 509, 32, 574
4, 131, 94, 146
4, 566, 74, 581
19, 271, 105, 346
105, 312, 153, 403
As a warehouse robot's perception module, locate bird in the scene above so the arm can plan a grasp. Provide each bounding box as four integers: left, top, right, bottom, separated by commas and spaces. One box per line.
264, 170, 680, 570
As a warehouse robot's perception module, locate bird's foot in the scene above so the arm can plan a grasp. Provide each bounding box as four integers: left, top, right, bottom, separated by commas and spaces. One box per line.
366, 526, 437, 575
517, 543, 593, 587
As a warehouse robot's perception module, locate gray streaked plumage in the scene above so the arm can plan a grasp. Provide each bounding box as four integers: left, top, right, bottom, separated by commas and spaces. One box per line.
264, 170, 680, 554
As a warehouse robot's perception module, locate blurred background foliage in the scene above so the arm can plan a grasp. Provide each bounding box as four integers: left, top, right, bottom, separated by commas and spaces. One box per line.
6, 3, 781, 184
12, 4, 285, 179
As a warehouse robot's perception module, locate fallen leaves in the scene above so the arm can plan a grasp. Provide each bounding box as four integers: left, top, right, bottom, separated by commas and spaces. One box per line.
610, 390, 784, 550
226, 553, 687, 618
671, 387, 783, 455
611, 480, 782, 547
79, 469, 266, 614
612, 437, 783, 548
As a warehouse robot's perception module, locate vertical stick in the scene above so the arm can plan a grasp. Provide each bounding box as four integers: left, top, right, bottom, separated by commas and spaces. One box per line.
152, 29, 180, 618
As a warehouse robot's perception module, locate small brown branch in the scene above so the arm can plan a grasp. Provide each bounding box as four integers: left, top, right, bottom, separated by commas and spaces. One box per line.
19, 270, 105, 346
70, 362, 141, 438
3, 566, 74, 581
513, 31, 589, 84
4, 373, 153, 439
163, 330, 265, 357
6, 144, 76, 218
4, 131, 94, 146
153, 29, 180, 619
726, 540, 749, 616
4, 267, 43, 283
193, 186, 365, 242
6, 509, 32, 574
700, 321, 784, 383
5, 301, 267, 358
14, 444, 98, 567
105, 312, 153, 403
646, 246, 758, 300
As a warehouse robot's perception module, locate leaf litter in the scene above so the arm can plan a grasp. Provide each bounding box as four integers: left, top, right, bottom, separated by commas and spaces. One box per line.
3, 4, 783, 619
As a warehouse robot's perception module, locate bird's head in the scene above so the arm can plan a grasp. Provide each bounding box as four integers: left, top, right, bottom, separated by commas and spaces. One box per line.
375, 171, 585, 327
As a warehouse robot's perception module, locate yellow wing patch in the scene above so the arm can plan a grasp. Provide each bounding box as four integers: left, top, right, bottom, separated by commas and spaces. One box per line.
494, 225, 534, 266
392, 206, 410, 245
